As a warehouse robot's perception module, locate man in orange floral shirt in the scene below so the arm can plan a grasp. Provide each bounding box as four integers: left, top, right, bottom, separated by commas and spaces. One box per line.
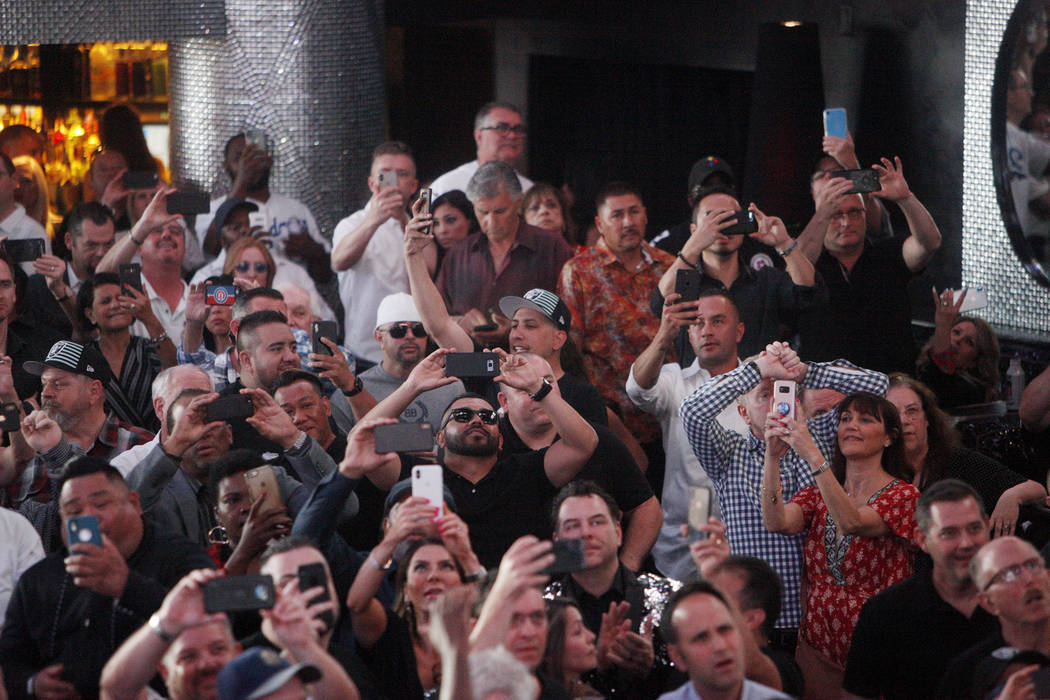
557, 182, 673, 475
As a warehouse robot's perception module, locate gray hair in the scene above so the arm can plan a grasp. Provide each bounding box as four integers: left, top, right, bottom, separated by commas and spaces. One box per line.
473, 101, 523, 131
466, 161, 522, 202
152, 365, 212, 406
469, 647, 538, 700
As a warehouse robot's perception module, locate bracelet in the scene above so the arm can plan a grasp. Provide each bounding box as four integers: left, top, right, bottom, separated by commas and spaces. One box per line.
810, 461, 830, 478
131, 235, 145, 246
343, 376, 364, 398
777, 239, 800, 257
677, 252, 699, 270
530, 379, 553, 402
287, 431, 308, 452
368, 554, 392, 571
149, 613, 177, 643
462, 569, 488, 584
148, 332, 168, 346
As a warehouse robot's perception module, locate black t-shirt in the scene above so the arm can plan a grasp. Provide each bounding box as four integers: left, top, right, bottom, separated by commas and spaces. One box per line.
843, 571, 1000, 700
936, 632, 1006, 700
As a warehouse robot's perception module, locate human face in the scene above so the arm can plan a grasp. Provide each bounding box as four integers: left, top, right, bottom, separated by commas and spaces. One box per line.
205, 303, 233, 340
243, 322, 299, 391
87, 282, 134, 332
0, 258, 16, 323
887, 385, 928, 458
505, 588, 548, 670
667, 594, 744, 696
281, 286, 313, 332
215, 472, 251, 544
90, 150, 127, 195
404, 543, 462, 609
40, 367, 97, 431
949, 320, 980, 370
159, 621, 238, 700
561, 606, 598, 677
275, 380, 333, 447
555, 494, 621, 570
473, 187, 521, 242
837, 405, 892, 460
524, 192, 565, 233
801, 388, 845, 420
474, 106, 526, 165
737, 379, 774, 437
224, 136, 271, 191
59, 472, 143, 558
509, 308, 563, 358
376, 321, 427, 370
977, 538, 1050, 626
497, 359, 559, 435
432, 203, 471, 250
261, 546, 339, 636
688, 296, 742, 372
369, 153, 418, 204
824, 194, 866, 254
437, 398, 501, 457
141, 219, 187, 267
234, 246, 271, 287
918, 497, 989, 588
68, 218, 116, 277
694, 194, 745, 257
596, 194, 647, 257
220, 208, 252, 248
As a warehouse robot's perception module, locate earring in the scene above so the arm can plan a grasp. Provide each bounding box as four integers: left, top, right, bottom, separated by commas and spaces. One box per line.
208, 526, 228, 545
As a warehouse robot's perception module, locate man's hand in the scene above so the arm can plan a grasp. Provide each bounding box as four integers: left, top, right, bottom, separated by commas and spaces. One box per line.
0, 355, 17, 402
437, 510, 477, 568
130, 188, 181, 243
683, 204, 738, 258
263, 578, 330, 652
308, 337, 355, 392
683, 519, 731, 578
492, 348, 544, 394
608, 629, 655, 678
822, 132, 860, 170
405, 347, 459, 394
992, 663, 1039, 700
99, 168, 130, 213
871, 156, 913, 202
33, 663, 80, 700
185, 282, 209, 324
340, 416, 400, 479
811, 173, 854, 219
243, 388, 300, 449
366, 187, 408, 229
487, 536, 553, 605
65, 534, 130, 598
596, 601, 632, 672
283, 231, 325, 264
21, 409, 62, 454
427, 586, 476, 654
33, 255, 69, 294
227, 495, 292, 572
164, 393, 223, 457
231, 144, 272, 198
749, 204, 791, 250
155, 568, 228, 636
655, 293, 699, 350
469, 312, 511, 348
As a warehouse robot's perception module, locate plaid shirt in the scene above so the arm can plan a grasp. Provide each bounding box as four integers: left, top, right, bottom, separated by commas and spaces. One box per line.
679, 360, 887, 628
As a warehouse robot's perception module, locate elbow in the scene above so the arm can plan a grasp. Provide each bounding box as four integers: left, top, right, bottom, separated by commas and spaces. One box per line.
581, 425, 599, 455
837, 516, 865, 536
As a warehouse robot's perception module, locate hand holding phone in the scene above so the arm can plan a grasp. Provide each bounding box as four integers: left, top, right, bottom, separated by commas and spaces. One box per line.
773, 381, 796, 421
374, 423, 434, 454
119, 263, 143, 295
823, 108, 848, 139
311, 320, 338, 357
687, 487, 712, 543
411, 465, 444, 516
444, 352, 499, 379
203, 394, 255, 423
244, 465, 283, 514
66, 514, 103, 549
202, 575, 275, 613
675, 269, 702, 302
541, 539, 586, 575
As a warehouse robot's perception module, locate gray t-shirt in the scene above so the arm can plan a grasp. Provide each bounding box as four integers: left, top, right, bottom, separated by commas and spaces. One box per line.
359, 363, 465, 435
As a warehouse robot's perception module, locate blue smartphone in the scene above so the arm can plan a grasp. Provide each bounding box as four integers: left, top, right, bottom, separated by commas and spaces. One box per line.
823, 108, 848, 139
66, 514, 102, 548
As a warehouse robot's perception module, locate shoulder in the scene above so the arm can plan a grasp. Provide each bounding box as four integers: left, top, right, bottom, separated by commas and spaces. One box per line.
332, 208, 369, 240
857, 574, 925, 617
741, 679, 794, 699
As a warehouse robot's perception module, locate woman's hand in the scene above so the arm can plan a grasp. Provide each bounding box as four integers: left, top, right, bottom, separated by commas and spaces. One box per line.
763, 409, 791, 460
118, 285, 158, 326
767, 406, 822, 464
683, 519, 731, 578
932, 286, 964, 333
385, 496, 440, 546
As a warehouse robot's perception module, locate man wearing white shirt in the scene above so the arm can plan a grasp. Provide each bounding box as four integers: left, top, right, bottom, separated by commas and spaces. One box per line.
429, 102, 534, 198
331, 142, 435, 366
626, 290, 747, 581
0, 507, 43, 629
0, 152, 47, 250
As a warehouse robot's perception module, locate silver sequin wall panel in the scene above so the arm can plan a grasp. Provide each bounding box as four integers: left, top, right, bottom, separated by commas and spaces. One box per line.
170, 0, 386, 236
964, 1, 1049, 336
0, 1, 225, 42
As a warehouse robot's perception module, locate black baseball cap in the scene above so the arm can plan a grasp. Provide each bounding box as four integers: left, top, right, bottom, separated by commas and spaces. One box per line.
24, 340, 108, 383
499, 289, 572, 332
688, 156, 735, 194
213, 198, 258, 232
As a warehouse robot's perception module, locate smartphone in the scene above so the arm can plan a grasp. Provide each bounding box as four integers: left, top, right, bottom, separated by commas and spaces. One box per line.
311, 320, 338, 357
66, 514, 103, 548
411, 464, 444, 516
675, 269, 702, 303
0, 402, 20, 432
541, 539, 586, 576
444, 352, 499, 379
377, 170, 398, 189
244, 465, 284, 514
122, 170, 159, 190
205, 284, 238, 306
118, 263, 143, 295
829, 168, 881, 195
823, 107, 848, 139
298, 562, 335, 632
244, 129, 267, 151
203, 394, 255, 423
1032, 666, 1050, 697
722, 209, 758, 236
202, 575, 275, 613
374, 423, 434, 454
3, 238, 44, 263
773, 380, 797, 421
951, 287, 990, 313
419, 187, 433, 235
687, 487, 712, 543
166, 191, 211, 216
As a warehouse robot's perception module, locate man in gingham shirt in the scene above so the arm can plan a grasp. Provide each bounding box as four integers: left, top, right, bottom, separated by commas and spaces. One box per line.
679, 341, 886, 648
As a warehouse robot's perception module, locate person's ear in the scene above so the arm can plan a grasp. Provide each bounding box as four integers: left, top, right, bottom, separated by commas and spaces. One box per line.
976, 589, 997, 616
435, 430, 446, 449
497, 392, 508, 411
238, 349, 253, 375
321, 396, 331, 418
552, 330, 567, 352
127, 488, 142, 514
741, 607, 765, 633
915, 527, 929, 554
64, 231, 74, 252
667, 642, 685, 670
737, 403, 748, 421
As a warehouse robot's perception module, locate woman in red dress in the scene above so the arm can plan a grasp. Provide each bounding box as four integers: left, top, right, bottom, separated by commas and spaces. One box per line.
761, 391, 918, 700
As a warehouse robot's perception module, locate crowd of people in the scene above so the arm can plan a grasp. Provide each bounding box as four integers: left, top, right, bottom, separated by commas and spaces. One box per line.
0, 93, 1049, 700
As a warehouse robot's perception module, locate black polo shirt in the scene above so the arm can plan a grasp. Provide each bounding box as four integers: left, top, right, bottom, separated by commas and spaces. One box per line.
443, 448, 557, 569
843, 570, 1000, 700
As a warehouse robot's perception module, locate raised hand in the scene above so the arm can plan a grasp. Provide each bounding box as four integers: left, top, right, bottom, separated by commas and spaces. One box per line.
871, 156, 913, 202
339, 416, 400, 479
21, 409, 62, 453
154, 568, 228, 636
405, 347, 459, 394
812, 173, 854, 219
492, 348, 544, 394
66, 532, 130, 598
822, 131, 860, 170
242, 388, 300, 449
684, 519, 731, 578
749, 204, 791, 250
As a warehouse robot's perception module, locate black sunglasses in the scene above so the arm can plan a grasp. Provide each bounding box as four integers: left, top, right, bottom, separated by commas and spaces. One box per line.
387, 322, 427, 339
441, 407, 499, 428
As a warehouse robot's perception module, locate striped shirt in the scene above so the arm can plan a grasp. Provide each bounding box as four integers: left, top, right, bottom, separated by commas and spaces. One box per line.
93, 335, 162, 433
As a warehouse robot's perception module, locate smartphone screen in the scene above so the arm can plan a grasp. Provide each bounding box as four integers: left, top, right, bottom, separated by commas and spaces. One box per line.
823, 108, 848, 138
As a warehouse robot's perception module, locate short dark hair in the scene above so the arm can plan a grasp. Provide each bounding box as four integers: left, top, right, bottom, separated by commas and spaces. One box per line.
440, 392, 495, 421
259, 533, 323, 568
690, 185, 739, 223
76, 272, 122, 330
551, 480, 621, 530
0, 152, 15, 177
595, 181, 643, 212
233, 287, 285, 321
830, 392, 909, 483
695, 289, 741, 321
274, 369, 324, 397
207, 449, 266, 500
372, 141, 414, 161
166, 388, 211, 435
661, 580, 731, 645
57, 455, 127, 495
236, 310, 290, 353
67, 201, 115, 242
0, 125, 41, 151
474, 101, 523, 130
710, 556, 782, 637
916, 479, 986, 534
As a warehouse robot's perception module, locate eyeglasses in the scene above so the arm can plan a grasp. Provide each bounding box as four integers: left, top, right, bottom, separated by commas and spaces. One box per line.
235, 261, 269, 274
441, 407, 499, 429
983, 557, 1045, 591
831, 208, 865, 222
386, 322, 426, 339
479, 122, 527, 136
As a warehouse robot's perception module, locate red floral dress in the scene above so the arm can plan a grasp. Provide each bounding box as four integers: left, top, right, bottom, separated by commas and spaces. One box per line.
791, 479, 919, 667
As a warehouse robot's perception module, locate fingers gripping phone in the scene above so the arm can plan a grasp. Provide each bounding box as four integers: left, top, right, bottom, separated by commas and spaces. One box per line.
374, 423, 434, 454
419, 187, 433, 235
687, 487, 712, 543
298, 562, 335, 632
773, 380, 796, 421
829, 168, 881, 195
444, 352, 499, 378
202, 575, 275, 613
311, 320, 338, 357
675, 269, 702, 302
411, 464, 444, 517
66, 514, 103, 548
119, 263, 143, 295
244, 465, 284, 514
203, 394, 255, 423
3, 238, 44, 263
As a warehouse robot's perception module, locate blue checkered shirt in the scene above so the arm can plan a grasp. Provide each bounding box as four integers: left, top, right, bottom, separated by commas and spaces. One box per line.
679, 360, 887, 629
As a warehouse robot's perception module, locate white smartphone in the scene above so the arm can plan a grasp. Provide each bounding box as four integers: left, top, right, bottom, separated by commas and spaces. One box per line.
412, 464, 444, 518
823, 108, 848, 138
377, 170, 398, 190
688, 487, 712, 542
773, 380, 797, 421
951, 287, 990, 313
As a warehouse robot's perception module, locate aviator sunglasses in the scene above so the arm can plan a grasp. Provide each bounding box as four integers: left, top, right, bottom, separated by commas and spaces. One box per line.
387, 322, 427, 339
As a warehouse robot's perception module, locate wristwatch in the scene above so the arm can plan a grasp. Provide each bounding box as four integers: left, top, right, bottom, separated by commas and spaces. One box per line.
529, 378, 553, 402
149, 613, 177, 643
343, 376, 364, 398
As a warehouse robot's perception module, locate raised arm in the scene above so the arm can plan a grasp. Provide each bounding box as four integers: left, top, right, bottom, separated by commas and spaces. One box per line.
749, 204, 815, 287
619, 496, 661, 572
822, 132, 887, 238
656, 204, 737, 298
332, 189, 405, 272
359, 347, 458, 423
796, 174, 854, 264
628, 292, 699, 391
760, 414, 806, 536
469, 536, 554, 651
873, 157, 941, 272
97, 188, 180, 273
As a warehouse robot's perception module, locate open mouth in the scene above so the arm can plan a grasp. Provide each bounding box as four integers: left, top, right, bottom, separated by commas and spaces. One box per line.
1024, 589, 1046, 604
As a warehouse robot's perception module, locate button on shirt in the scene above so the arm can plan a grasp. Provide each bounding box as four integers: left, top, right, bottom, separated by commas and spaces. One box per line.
679, 360, 888, 628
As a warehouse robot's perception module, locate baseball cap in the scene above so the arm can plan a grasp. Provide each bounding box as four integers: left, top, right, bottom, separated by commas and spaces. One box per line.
217, 647, 322, 700
383, 477, 458, 517
972, 648, 1050, 700
375, 292, 422, 328
213, 198, 259, 232
24, 340, 108, 382
687, 156, 735, 194
499, 289, 572, 332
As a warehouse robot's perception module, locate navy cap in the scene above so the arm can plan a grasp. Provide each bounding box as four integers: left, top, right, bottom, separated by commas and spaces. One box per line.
687, 156, 735, 193
383, 476, 457, 518
217, 647, 321, 700
213, 198, 259, 232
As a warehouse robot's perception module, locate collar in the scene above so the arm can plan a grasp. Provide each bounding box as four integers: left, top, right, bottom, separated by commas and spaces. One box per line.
66, 265, 82, 291
468, 219, 538, 253
96, 412, 126, 448
566, 561, 633, 600
141, 275, 188, 306
594, 236, 657, 268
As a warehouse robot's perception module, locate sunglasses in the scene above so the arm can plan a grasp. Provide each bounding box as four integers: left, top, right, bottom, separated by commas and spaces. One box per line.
235, 261, 270, 274
441, 407, 499, 429
387, 322, 426, 339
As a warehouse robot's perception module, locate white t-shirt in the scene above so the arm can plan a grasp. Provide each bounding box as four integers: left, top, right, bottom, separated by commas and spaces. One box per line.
131, 276, 188, 342
331, 205, 411, 363
1007, 121, 1050, 239
194, 192, 330, 259
429, 160, 533, 198
0, 508, 44, 628
0, 204, 49, 252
